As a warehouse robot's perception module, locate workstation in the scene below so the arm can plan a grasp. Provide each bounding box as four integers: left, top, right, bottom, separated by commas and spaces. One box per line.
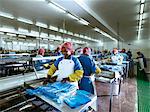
0, 0, 150, 112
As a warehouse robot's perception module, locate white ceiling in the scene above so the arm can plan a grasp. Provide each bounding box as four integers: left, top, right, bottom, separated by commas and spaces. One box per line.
0, 0, 150, 42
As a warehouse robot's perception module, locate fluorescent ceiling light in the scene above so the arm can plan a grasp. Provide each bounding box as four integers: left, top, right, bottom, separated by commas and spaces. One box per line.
47, 39, 54, 42
42, 38, 48, 41
64, 38, 71, 42
30, 30, 39, 36
40, 32, 48, 37
74, 33, 79, 37
67, 31, 73, 35
74, 0, 84, 4
28, 43, 36, 46
0, 11, 14, 19
37, 0, 46, 1
139, 20, 142, 27
138, 30, 141, 40
67, 13, 79, 20
139, 14, 143, 21
49, 34, 55, 38
49, 25, 58, 31
7, 33, 16, 37
99, 30, 117, 41
84, 36, 87, 39
48, 2, 66, 13
138, 25, 141, 30
141, 0, 145, 3
80, 35, 84, 38
17, 17, 33, 24
0, 27, 16, 33
64, 30, 67, 33
59, 29, 64, 33
55, 36, 63, 41
36, 22, 47, 28
78, 19, 89, 25
0, 32, 4, 35
94, 27, 100, 32
18, 34, 26, 38
18, 28, 28, 33
140, 4, 144, 14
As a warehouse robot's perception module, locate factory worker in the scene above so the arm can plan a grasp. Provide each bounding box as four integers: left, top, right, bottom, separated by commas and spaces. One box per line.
111, 48, 124, 65
120, 48, 129, 61
44, 42, 83, 88
78, 47, 101, 94
35, 48, 46, 71
37, 48, 45, 57
136, 51, 148, 81
53, 46, 62, 56
136, 51, 147, 70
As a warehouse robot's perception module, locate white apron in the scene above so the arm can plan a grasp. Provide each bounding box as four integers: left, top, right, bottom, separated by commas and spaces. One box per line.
53, 59, 78, 88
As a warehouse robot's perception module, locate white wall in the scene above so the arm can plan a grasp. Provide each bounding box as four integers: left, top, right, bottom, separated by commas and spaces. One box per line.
103, 41, 118, 50
102, 39, 150, 58
122, 39, 150, 58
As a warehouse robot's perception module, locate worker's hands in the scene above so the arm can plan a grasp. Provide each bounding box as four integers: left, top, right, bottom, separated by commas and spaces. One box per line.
61, 77, 69, 83
43, 78, 49, 85
49, 76, 57, 83
43, 75, 58, 85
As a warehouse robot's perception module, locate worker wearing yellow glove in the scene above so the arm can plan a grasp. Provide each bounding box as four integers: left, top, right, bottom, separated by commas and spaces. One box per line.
44, 42, 83, 88
78, 47, 101, 94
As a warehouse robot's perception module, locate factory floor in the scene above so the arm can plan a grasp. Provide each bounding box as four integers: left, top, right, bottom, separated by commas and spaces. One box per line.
96, 78, 137, 112
96, 72, 150, 112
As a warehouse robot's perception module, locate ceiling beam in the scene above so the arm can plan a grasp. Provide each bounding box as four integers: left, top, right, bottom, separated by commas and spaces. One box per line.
74, 0, 124, 41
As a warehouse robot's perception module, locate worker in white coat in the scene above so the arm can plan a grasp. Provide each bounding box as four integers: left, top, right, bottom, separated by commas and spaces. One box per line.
111, 48, 124, 65
44, 42, 83, 88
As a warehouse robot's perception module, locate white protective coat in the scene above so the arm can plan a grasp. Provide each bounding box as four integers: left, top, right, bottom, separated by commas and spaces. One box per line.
53, 59, 78, 87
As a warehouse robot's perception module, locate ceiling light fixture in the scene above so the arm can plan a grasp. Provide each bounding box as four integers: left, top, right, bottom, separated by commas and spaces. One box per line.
141, 0, 145, 3
67, 13, 79, 20
78, 18, 89, 25
18, 35, 26, 38
0, 32, 4, 35
94, 27, 100, 32
139, 20, 142, 27
93, 27, 117, 42
138, 0, 145, 40
67, 31, 73, 35
17, 17, 33, 24
0, 11, 14, 19
140, 3, 144, 14
138, 30, 141, 40
6, 33, 16, 37
30, 30, 39, 36
18, 28, 29, 33
48, 1, 66, 13
36, 22, 47, 28
49, 25, 58, 31
0, 27, 16, 33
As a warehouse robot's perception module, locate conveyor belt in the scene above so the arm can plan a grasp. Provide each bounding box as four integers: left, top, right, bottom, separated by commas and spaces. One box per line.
0, 69, 48, 92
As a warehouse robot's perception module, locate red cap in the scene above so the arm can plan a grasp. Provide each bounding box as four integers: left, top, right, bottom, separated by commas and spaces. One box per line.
38, 48, 45, 56
61, 42, 74, 55
83, 47, 91, 55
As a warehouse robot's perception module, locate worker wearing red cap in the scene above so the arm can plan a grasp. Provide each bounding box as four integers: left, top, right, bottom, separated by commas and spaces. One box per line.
111, 48, 124, 64
45, 42, 83, 88
78, 47, 101, 94
38, 48, 45, 56
35, 48, 46, 71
